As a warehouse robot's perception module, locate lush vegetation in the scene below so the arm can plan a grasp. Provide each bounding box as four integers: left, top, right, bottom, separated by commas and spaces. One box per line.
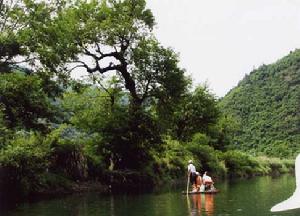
0, 0, 295, 199
220, 50, 300, 158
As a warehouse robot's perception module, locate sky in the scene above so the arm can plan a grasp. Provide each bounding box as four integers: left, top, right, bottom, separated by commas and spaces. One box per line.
146, 0, 300, 97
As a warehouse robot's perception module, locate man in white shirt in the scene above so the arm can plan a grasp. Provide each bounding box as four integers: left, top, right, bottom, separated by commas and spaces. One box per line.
187, 160, 197, 191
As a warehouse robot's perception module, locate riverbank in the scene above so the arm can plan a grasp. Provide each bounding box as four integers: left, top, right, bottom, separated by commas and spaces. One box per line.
221, 153, 295, 178
0, 131, 295, 201
1, 151, 294, 203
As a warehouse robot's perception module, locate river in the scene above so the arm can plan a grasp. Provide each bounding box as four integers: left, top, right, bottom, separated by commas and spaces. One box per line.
1, 175, 300, 216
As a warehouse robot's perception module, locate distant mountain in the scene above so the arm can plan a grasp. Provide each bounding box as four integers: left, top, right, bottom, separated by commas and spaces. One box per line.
220, 50, 300, 158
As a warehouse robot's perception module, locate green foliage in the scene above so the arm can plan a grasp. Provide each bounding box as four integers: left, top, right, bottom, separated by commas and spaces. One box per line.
106, 109, 162, 170
0, 132, 50, 195
185, 134, 226, 177
208, 114, 240, 150
256, 156, 294, 175
151, 137, 191, 182
221, 150, 261, 177
0, 73, 54, 131
62, 85, 124, 132
192, 133, 210, 145
263, 141, 294, 158
62, 83, 162, 171
0, 105, 10, 148
220, 50, 300, 158
132, 38, 189, 107
0, 0, 26, 72
0, 33, 22, 72
45, 124, 89, 180
17, 0, 188, 111
0, 132, 48, 169
219, 151, 293, 178
174, 85, 220, 141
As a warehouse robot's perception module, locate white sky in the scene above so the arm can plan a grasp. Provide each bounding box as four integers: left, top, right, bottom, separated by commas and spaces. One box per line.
146, 0, 300, 97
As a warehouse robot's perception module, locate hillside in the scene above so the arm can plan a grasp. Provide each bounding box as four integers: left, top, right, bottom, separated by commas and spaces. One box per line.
220, 50, 300, 158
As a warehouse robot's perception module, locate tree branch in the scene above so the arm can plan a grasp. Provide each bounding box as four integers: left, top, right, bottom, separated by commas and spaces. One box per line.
141, 77, 152, 101
95, 43, 103, 55
70, 60, 122, 74
98, 63, 122, 74
84, 48, 119, 62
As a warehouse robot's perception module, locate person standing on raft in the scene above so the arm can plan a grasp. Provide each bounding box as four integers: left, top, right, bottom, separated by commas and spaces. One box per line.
188, 160, 197, 191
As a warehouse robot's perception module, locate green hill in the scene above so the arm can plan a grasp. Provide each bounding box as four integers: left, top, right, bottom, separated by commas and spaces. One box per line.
220, 50, 300, 158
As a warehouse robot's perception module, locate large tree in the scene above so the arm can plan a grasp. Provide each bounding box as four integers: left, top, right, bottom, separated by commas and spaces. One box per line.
18, 0, 188, 110
4, 0, 191, 169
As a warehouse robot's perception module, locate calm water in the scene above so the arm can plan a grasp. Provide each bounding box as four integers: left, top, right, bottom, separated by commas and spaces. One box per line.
2, 175, 300, 216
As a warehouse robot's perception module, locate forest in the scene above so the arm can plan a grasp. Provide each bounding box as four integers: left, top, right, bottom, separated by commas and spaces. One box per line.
220, 50, 300, 158
0, 0, 295, 200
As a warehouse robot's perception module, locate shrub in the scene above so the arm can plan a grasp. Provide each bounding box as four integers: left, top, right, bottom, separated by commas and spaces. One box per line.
256, 156, 294, 175
263, 141, 293, 158
45, 124, 88, 180
192, 133, 210, 145
221, 150, 261, 178
0, 105, 11, 149
0, 132, 50, 195
185, 134, 226, 177
150, 137, 191, 183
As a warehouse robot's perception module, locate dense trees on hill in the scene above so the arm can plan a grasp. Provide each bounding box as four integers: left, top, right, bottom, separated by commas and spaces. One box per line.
220, 50, 300, 158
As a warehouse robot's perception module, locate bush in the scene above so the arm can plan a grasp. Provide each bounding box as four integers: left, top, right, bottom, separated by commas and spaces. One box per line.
221, 150, 261, 178
263, 141, 293, 158
0, 132, 50, 196
150, 137, 191, 184
45, 124, 89, 180
0, 105, 12, 149
83, 133, 107, 180
282, 159, 295, 171
185, 134, 226, 177
256, 156, 294, 175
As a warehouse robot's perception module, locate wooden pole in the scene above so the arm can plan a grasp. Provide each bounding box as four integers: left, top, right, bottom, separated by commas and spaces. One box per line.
186, 173, 190, 194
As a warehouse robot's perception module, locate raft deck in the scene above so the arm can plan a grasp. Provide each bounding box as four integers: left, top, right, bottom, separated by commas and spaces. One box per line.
182, 190, 219, 195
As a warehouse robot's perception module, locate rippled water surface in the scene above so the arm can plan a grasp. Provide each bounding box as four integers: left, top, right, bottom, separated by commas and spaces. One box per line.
2, 175, 300, 216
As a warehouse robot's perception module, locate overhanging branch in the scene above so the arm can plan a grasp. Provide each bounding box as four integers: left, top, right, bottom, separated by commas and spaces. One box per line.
70, 60, 122, 74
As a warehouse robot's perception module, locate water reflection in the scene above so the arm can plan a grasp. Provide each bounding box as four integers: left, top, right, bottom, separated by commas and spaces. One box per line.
189, 194, 214, 216
110, 196, 115, 216
4, 175, 300, 216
